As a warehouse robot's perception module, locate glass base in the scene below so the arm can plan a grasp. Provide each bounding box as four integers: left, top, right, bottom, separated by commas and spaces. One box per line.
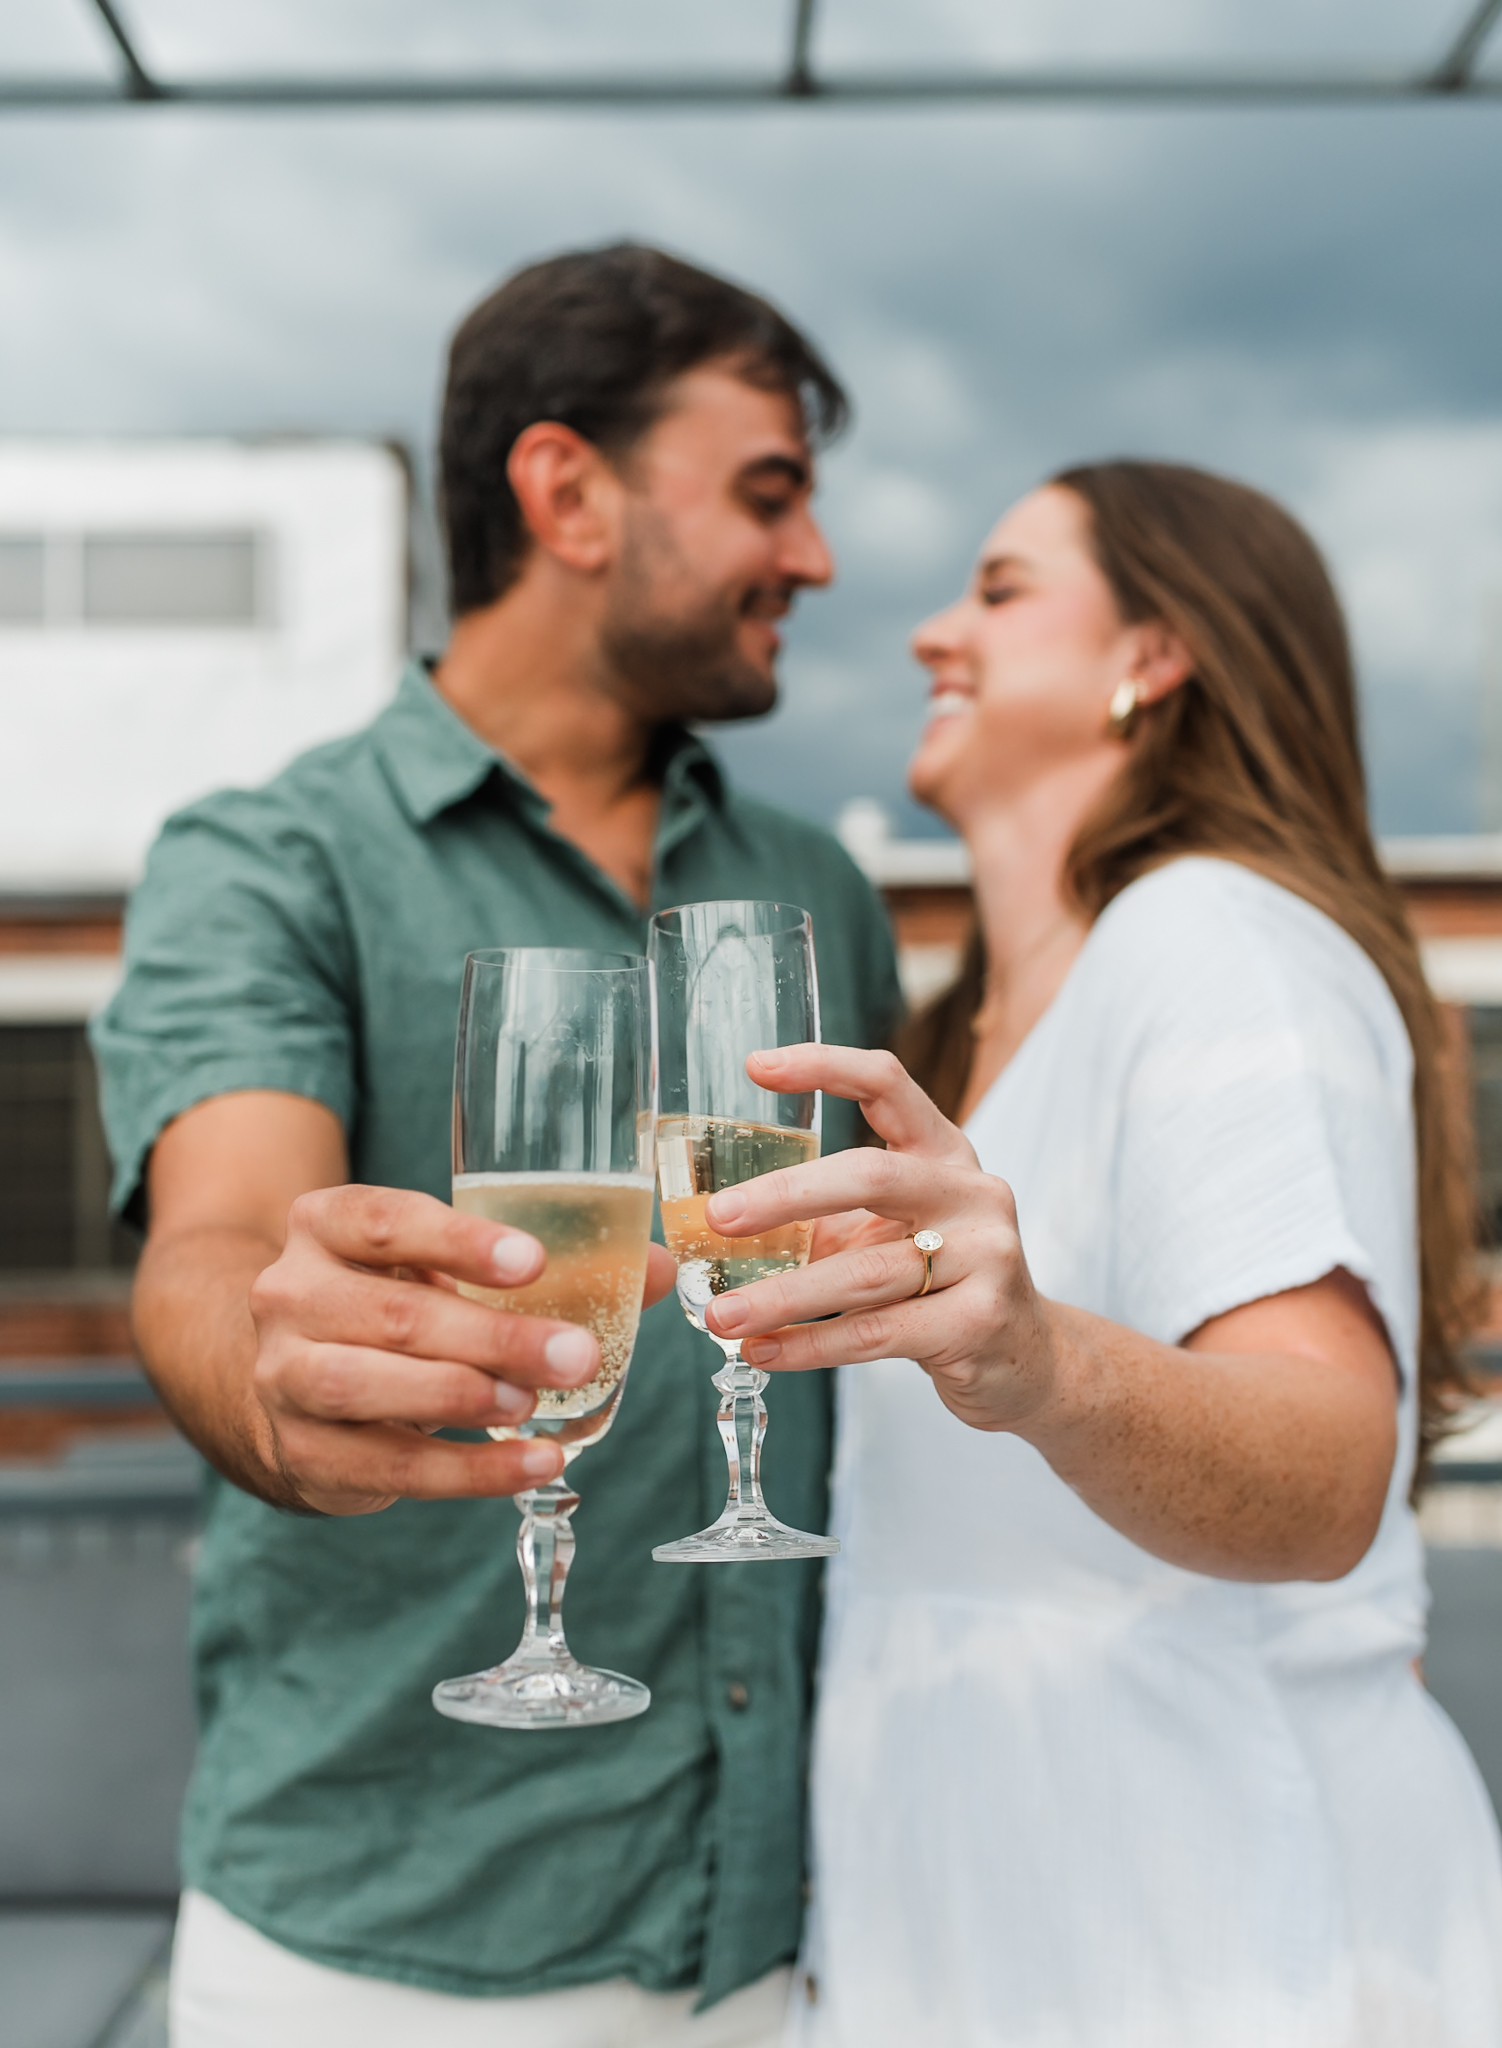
432, 1658, 651, 1728
653, 1510, 839, 1564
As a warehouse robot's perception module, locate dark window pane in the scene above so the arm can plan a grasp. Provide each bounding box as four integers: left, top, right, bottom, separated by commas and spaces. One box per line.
82, 531, 261, 626
0, 1026, 136, 1273
0, 536, 45, 624
1471, 1007, 1502, 1242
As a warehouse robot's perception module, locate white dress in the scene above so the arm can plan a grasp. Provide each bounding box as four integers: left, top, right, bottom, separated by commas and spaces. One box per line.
790, 858, 1502, 2048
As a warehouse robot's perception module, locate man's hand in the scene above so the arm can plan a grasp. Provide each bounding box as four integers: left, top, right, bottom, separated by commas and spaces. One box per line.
134, 1089, 676, 1516
248, 1183, 598, 1512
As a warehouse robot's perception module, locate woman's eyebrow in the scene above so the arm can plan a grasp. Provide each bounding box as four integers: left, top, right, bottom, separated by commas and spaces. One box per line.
977, 551, 1032, 578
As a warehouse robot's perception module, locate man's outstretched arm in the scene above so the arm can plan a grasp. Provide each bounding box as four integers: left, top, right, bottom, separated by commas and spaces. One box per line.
132, 1089, 671, 1515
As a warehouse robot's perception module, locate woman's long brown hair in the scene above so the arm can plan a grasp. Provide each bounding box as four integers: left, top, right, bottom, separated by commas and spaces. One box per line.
900, 459, 1478, 1464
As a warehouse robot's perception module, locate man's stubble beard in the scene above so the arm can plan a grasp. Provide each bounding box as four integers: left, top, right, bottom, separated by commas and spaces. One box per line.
599, 501, 781, 727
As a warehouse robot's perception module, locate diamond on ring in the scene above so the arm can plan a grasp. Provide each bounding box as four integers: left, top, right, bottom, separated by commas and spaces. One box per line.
908, 1228, 944, 1298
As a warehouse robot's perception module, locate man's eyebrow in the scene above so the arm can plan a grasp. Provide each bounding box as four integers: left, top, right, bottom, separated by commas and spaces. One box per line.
738, 452, 812, 490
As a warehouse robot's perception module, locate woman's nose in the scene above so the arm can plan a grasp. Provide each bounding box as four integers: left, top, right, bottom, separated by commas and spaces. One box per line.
911, 602, 965, 668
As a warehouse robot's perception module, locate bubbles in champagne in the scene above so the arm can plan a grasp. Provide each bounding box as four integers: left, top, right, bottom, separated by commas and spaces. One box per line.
452, 1172, 654, 1455
656, 1116, 819, 1332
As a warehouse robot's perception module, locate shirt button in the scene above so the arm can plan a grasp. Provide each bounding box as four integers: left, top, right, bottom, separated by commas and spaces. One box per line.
725, 1680, 750, 1711
804, 1973, 820, 2005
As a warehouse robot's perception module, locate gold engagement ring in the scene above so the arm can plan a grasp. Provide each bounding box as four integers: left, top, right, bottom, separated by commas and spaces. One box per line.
908, 1229, 944, 1298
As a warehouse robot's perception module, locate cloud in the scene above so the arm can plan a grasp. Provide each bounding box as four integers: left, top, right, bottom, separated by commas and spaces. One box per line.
3, 12, 1502, 838
826, 466, 966, 578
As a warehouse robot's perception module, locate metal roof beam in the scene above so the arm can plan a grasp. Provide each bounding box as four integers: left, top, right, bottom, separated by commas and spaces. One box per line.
83, 0, 162, 101
1432, 0, 1502, 90
787, 0, 820, 97
5, 64, 1502, 113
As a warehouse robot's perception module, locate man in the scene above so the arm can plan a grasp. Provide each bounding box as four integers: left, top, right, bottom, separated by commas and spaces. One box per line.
92, 244, 901, 2048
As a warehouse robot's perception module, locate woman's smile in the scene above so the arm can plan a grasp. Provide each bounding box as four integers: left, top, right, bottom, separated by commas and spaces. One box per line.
925, 682, 974, 723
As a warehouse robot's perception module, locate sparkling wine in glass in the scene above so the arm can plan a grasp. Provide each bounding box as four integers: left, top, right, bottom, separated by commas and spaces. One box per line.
432, 947, 656, 1729
650, 900, 837, 1564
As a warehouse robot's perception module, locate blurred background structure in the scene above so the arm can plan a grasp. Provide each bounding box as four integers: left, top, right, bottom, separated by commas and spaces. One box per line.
6, 3, 1502, 2042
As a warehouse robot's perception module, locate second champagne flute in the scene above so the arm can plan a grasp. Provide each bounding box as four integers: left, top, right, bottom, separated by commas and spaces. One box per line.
650, 900, 838, 1563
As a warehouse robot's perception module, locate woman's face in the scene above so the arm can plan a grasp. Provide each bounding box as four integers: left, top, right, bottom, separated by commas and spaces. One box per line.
907, 484, 1145, 826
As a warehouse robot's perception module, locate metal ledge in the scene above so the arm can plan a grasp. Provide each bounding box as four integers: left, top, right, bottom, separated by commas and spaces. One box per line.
0, 1430, 200, 1517
1429, 1462, 1502, 1486
0, 1362, 157, 1408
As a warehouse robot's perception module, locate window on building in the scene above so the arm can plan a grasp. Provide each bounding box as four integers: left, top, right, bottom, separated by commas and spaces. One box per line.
0, 529, 269, 630
1472, 1008, 1502, 1245
0, 1026, 136, 1273
82, 532, 261, 625
0, 536, 46, 623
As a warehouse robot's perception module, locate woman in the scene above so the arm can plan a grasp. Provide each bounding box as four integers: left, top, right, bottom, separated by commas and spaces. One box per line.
701, 463, 1502, 2046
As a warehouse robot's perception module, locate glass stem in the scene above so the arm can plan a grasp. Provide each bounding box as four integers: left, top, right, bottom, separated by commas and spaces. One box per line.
712, 1347, 771, 1523
513, 1477, 580, 1665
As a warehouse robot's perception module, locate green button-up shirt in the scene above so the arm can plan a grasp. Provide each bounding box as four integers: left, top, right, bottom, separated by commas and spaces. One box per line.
92, 663, 901, 2005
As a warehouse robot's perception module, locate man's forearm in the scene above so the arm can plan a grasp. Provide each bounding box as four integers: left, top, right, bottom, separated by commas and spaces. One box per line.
132, 1225, 308, 1511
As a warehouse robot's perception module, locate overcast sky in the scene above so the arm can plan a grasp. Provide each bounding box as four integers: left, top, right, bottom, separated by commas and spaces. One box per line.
5, 0, 1502, 837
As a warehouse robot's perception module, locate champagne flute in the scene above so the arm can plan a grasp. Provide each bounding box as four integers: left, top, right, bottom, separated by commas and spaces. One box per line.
650, 901, 837, 1563
432, 947, 656, 1729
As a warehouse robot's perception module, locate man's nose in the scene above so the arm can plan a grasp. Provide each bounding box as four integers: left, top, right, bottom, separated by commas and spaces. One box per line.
780, 508, 835, 590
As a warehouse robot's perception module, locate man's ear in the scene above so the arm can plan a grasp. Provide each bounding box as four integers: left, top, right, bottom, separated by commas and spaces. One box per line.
506, 421, 621, 575
1131, 620, 1196, 707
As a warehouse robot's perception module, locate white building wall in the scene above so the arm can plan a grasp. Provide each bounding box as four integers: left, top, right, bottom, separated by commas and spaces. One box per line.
0, 440, 407, 891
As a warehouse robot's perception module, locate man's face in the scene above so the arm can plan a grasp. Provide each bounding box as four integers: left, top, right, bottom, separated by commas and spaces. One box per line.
598, 364, 835, 724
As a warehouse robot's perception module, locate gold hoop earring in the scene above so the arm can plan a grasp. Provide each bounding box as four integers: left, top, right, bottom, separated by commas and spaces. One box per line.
1106, 680, 1141, 739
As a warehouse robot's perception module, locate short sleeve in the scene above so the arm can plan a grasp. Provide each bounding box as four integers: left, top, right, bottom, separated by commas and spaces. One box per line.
90, 792, 358, 1221
1103, 865, 1418, 1372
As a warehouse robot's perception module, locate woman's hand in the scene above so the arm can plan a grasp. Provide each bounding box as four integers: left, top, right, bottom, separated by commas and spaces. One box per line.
702, 1044, 1060, 1436
701, 1043, 1400, 1583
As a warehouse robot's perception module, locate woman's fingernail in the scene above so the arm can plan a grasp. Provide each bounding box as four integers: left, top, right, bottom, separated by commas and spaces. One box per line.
519, 1442, 562, 1478
544, 1329, 597, 1381
492, 1233, 538, 1284
706, 1189, 746, 1228
754, 1048, 786, 1070
744, 1337, 782, 1365
713, 1295, 748, 1333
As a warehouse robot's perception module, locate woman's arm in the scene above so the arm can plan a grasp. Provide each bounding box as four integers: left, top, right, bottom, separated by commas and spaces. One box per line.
702, 1046, 1398, 1583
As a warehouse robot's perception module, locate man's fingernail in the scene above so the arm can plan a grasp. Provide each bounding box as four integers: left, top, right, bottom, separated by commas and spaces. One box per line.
493, 1384, 532, 1421
492, 1233, 538, 1284
744, 1337, 782, 1365
706, 1189, 746, 1228
712, 1295, 748, 1333
754, 1048, 786, 1070
544, 1329, 597, 1381
519, 1442, 561, 1478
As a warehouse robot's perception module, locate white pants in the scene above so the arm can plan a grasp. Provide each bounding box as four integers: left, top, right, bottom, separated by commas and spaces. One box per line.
171, 1890, 792, 2048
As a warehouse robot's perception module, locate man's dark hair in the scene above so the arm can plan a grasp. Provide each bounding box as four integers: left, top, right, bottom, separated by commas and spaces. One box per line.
439, 241, 849, 617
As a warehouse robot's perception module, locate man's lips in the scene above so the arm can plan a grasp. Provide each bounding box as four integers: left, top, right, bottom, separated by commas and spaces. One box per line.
739, 596, 790, 655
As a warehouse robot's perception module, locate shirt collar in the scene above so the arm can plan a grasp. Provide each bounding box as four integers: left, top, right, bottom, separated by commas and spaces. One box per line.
373, 658, 727, 835
374, 662, 508, 825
